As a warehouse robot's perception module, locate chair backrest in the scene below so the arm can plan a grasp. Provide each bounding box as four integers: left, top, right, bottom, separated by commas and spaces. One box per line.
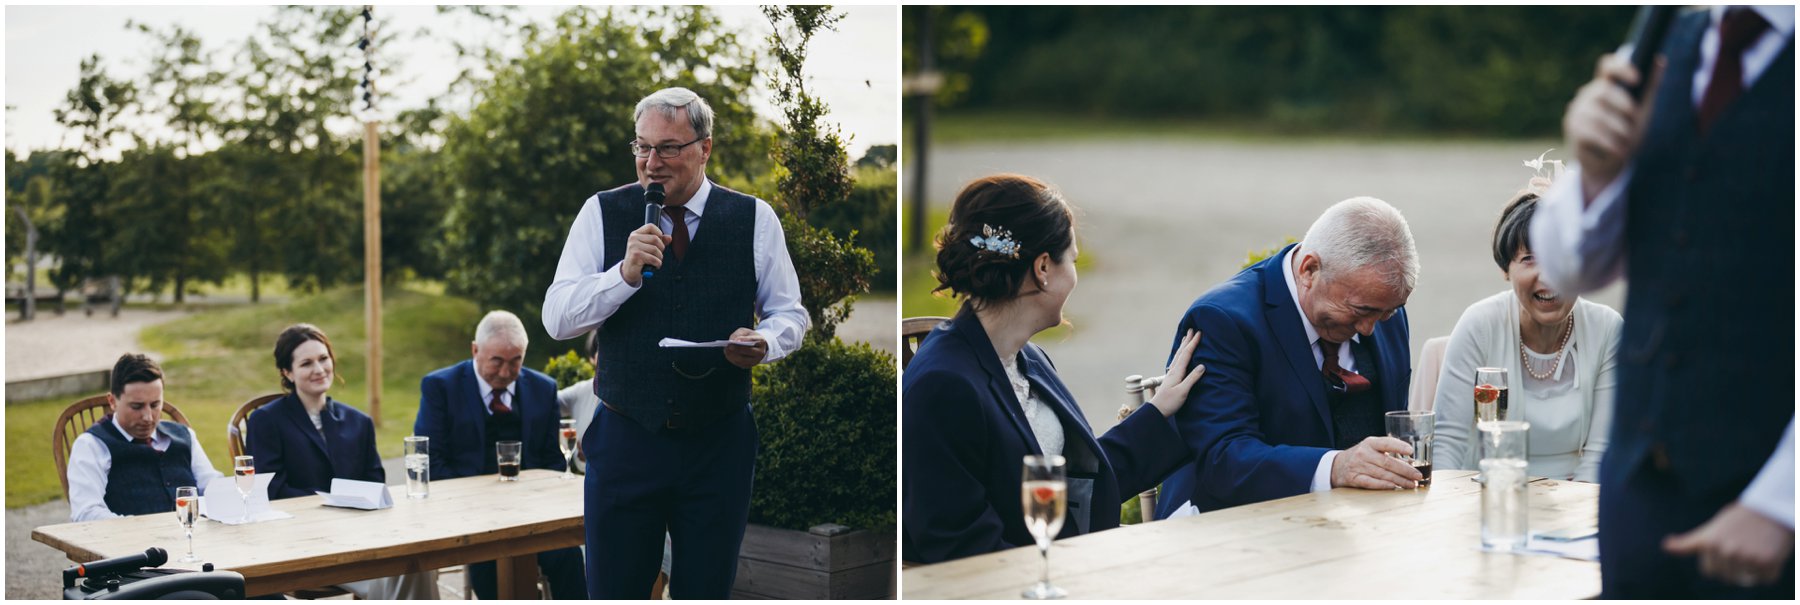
54, 394, 190, 501
229, 393, 287, 460
1408, 335, 1452, 413
900, 316, 949, 370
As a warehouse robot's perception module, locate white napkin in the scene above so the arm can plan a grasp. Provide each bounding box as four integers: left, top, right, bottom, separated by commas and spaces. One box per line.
316, 478, 394, 510
1165, 500, 1201, 519
657, 337, 758, 348
200, 474, 292, 524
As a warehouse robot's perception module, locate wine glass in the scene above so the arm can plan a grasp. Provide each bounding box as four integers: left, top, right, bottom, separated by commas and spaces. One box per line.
1020, 454, 1068, 600
232, 455, 255, 523
173, 486, 200, 562
558, 419, 579, 480
1474, 367, 1509, 424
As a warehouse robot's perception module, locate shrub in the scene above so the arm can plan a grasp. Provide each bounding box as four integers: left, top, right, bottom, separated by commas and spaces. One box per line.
544, 350, 593, 389
749, 336, 897, 531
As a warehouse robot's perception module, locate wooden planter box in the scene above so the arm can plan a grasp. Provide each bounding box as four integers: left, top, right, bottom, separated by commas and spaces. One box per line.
732, 523, 895, 599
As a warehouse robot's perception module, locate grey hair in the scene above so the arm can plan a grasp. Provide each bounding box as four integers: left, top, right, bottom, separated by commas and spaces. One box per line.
634, 87, 714, 139
474, 310, 529, 348
1301, 196, 1419, 292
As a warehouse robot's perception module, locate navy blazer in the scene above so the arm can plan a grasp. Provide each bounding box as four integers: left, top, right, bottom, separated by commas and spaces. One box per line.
903, 308, 1190, 564
413, 360, 565, 480
246, 393, 384, 500
1156, 244, 1410, 517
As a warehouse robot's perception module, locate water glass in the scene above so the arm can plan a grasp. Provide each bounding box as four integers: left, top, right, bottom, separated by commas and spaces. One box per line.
497, 440, 523, 482
173, 486, 199, 562
1384, 410, 1434, 488
1480, 458, 1530, 551
1479, 420, 1531, 462
404, 435, 430, 499
1020, 454, 1068, 600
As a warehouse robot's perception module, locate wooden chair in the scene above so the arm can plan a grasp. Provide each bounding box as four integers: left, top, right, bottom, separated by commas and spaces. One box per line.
227, 393, 286, 460
54, 395, 190, 501
901, 317, 949, 370
1118, 374, 1165, 523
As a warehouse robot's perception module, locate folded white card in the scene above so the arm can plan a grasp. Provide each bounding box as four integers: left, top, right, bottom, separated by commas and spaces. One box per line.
658, 337, 759, 348
200, 474, 291, 525
316, 478, 393, 510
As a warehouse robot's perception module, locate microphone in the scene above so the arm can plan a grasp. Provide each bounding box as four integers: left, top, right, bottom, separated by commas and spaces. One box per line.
641, 183, 666, 280
64, 547, 168, 587
1619, 6, 1676, 101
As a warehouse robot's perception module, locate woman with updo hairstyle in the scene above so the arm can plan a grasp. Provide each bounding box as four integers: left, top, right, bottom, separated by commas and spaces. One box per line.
1430, 182, 1623, 483
902, 174, 1205, 564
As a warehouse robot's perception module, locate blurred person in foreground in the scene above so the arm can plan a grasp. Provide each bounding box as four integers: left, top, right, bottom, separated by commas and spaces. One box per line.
66, 354, 225, 522
1531, 5, 1792, 597
902, 174, 1202, 564
1431, 173, 1623, 483
1156, 197, 1422, 519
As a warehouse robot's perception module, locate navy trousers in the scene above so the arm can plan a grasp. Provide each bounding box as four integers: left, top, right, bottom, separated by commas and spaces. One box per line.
584, 403, 757, 599
467, 547, 586, 600
1600, 462, 1795, 598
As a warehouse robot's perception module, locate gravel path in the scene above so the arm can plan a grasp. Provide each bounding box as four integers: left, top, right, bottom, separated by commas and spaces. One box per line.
922, 139, 1624, 433
4, 308, 194, 382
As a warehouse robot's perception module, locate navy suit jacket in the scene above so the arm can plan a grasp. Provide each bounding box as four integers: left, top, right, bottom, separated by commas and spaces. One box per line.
413, 360, 565, 480
1155, 245, 1410, 518
903, 309, 1190, 564
246, 393, 384, 500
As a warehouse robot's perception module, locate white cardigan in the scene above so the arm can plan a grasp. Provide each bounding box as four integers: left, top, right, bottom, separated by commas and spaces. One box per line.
1431, 291, 1622, 482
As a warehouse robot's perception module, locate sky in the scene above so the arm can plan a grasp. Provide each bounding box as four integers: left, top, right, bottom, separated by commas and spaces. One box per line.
3, 4, 899, 158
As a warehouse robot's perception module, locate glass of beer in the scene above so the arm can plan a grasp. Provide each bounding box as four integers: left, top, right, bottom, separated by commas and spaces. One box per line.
404, 435, 430, 499
558, 419, 579, 480
497, 441, 522, 481
232, 455, 255, 523
174, 486, 200, 562
1021, 454, 1068, 600
1384, 410, 1435, 488
1474, 367, 1509, 424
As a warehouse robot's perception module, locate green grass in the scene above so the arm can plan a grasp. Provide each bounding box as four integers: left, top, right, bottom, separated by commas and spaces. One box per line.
929, 110, 1561, 147
7, 283, 483, 509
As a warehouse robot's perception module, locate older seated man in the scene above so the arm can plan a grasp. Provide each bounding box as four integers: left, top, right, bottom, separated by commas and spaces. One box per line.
415, 310, 585, 599
67, 353, 224, 522
1156, 197, 1424, 518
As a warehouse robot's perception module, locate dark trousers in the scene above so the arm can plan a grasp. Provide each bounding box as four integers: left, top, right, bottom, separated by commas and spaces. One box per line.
1600, 461, 1795, 598
584, 403, 757, 599
467, 547, 586, 600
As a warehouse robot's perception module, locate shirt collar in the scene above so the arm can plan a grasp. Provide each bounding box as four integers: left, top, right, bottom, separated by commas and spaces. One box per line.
472, 362, 513, 414
1282, 245, 1359, 347
112, 413, 166, 447
1717, 5, 1795, 37
672, 178, 713, 218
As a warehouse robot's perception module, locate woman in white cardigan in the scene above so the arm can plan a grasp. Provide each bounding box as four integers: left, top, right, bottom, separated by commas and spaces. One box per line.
1433, 189, 1622, 482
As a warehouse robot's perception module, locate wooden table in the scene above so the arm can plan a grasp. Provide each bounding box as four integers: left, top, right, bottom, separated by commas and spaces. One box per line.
33, 469, 584, 598
903, 470, 1601, 599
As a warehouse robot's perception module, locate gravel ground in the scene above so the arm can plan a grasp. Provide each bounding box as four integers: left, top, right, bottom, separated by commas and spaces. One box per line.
920, 139, 1624, 433
4, 308, 194, 383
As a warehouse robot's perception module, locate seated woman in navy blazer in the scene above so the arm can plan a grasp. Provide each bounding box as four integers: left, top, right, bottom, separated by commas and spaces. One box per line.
248, 323, 437, 599
902, 174, 1205, 564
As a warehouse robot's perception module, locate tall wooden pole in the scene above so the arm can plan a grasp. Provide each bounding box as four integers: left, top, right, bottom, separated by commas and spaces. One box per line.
363, 120, 382, 426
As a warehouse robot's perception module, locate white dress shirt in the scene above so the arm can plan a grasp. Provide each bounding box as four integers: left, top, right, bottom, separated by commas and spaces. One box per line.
542, 178, 810, 362
1281, 246, 1362, 493
1530, 5, 1793, 528
473, 362, 513, 416
67, 416, 226, 522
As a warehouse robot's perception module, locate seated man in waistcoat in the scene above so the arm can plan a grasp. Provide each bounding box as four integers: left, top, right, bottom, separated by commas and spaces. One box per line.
542, 87, 810, 599
67, 353, 225, 522
1155, 197, 1425, 519
414, 310, 585, 599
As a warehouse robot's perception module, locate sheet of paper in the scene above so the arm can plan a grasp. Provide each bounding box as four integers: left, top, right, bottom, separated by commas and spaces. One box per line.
658, 337, 759, 348
200, 474, 291, 525
316, 478, 393, 510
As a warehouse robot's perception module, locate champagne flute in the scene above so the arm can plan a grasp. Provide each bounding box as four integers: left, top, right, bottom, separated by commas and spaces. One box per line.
1474, 367, 1509, 424
232, 455, 255, 523
1021, 454, 1068, 600
173, 486, 200, 562
558, 418, 579, 480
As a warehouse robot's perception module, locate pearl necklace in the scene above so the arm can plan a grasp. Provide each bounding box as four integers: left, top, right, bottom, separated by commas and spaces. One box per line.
1519, 310, 1574, 381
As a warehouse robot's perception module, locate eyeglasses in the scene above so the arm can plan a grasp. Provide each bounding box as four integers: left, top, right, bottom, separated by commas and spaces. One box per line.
628, 136, 706, 159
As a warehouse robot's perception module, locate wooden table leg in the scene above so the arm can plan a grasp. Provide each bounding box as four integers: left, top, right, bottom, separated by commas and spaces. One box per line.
496, 553, 540, 599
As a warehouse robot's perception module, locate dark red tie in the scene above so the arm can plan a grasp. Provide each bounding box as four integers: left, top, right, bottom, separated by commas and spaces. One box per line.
489, 390, 512, 415
1697, 8, 1770, 136
1318, 339, 1371, 394
132, 437, 152, 446
663, 205, 690, 262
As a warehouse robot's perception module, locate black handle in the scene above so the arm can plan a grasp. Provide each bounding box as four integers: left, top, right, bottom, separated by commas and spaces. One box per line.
1622, 6, 1677, 100
641, 183, 667, 280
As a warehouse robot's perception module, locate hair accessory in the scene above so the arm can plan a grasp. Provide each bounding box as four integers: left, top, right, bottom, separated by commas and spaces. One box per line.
1521, 149, 1564, 195
969, 224, 1021, 258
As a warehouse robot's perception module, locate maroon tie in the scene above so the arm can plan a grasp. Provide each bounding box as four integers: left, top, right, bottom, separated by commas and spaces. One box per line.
1318, 339, 1371, 394
489, 390, 512, 416
663, 205, 691, 262
1697, 8, 1770, 136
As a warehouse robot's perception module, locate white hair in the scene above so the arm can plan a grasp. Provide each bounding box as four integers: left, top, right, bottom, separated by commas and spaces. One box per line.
634, 87, 714, 139
474, 310, 529, 348
1301, 196, 1419, 292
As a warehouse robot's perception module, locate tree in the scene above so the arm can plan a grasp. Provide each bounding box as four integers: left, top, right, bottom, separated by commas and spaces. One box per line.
126, 23, 231, 301
46, 55, 135, 294
438, 6, 773, 353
